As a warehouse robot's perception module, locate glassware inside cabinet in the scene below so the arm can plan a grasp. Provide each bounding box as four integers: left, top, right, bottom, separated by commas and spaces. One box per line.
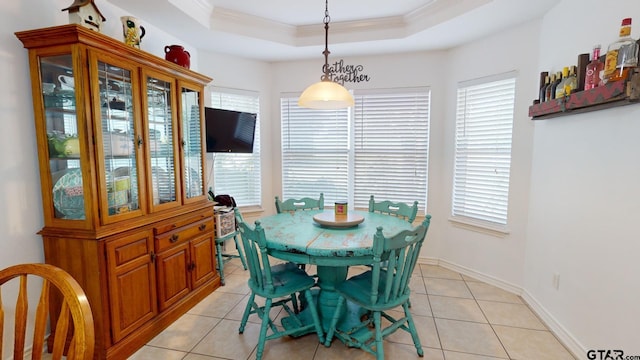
181, 87, 204, 199
147, 75, 177, 206
40, 54, 85, 220
97, 61, 140, 216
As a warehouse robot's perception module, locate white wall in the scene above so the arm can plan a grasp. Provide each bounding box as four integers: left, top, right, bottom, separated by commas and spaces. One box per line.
3, 0, 640, 357
0, 1, 201, 357
197, 51, 273, 219
437, 19, 540, 290
524, 0, 640, 354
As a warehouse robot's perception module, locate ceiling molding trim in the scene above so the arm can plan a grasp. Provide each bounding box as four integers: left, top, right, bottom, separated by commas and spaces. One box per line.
168, 0, 213, 28
206, 0, 495, 49
211, 7, 296, 44
404, 0, 494, 33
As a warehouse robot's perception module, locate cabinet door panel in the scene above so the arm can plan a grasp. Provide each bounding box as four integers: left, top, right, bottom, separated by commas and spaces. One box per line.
106, 231, 157, 343
143, 70, 181, 212
89, 50, 145, 224
156, 243, 190, 311
190, 234, 216, 289
178, 82, 207, 204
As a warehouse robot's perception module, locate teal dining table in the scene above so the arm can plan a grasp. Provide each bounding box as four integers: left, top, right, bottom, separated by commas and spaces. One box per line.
256, 209, 415, 334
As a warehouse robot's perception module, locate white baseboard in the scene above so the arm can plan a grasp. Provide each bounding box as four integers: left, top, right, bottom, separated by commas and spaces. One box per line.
417, 256, 586, 359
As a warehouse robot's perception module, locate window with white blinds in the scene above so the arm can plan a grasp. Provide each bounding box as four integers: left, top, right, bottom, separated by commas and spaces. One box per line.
281, 87, 430, 212
280, 100, 349, 202
453, 74, 516, 226
210, 88, 261, 207
353, 89, 430, 211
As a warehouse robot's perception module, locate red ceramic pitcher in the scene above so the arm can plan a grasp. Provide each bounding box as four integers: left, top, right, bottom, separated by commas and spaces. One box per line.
164, 45, 190, 69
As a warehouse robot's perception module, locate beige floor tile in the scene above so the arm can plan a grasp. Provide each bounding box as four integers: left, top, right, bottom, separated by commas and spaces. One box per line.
410, 274, 427, 294
444, 350, 509, 359
466, 282, 523, 304
493, 325, 576, 360
147, 313, 220, 351
430, 295, 487, 323
248, 332, 321, 360
183, 354, 223, 360
477, 301, 546, 330
216, 272, 250, 295
461, 273, 483, 282
384, 312, 441, 349
435, 318, 508, 358
225, 293, 284, 324
191, 319, 260, 359
129, 345, 187, 360
188, 290, 245, 318
384, 342, 444, 360
425, 278, 473, 298
314, 341, 380, 360
405, 292, 432, 317
420, 265, 464, 280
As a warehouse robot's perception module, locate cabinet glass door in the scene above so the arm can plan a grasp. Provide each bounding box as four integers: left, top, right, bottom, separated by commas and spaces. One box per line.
40, 54, 86, 221
94, 57, 142, 221
180, 84, 206, 202
145, 72, 179, 210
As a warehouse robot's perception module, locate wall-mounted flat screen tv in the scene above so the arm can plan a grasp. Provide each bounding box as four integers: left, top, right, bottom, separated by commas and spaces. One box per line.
205, 107, 257, 153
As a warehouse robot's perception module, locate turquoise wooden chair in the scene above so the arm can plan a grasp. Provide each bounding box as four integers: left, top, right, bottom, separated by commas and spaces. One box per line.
235, 210, 325, 360
275, 193, 324, 213
324, 215, 432, 360
215, 208, 248, 286
275, 193, 324, 271
369, 195, 419, 223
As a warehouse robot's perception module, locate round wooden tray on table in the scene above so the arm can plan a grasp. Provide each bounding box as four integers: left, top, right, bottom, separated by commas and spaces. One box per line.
313, 211, 365, 228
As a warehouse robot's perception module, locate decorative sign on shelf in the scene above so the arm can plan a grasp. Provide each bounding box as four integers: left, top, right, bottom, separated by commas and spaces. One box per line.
324, 59, 371, 85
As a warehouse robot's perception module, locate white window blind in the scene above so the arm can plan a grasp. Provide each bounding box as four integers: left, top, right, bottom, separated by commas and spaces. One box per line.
210, 88, 261, 207
453, 74, 516, 225
281, 88, 430, 212
353, 89, 430, 211
280, 98, 349, 203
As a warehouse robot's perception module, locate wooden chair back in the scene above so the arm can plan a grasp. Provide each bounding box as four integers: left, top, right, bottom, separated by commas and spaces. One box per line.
0, 263, 94, 360
275, 193, 324, 213
368, 195, 419, 223
369, 215, 431, 306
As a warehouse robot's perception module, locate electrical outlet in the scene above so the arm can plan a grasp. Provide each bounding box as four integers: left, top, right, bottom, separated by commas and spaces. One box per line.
552, 273, 560, 290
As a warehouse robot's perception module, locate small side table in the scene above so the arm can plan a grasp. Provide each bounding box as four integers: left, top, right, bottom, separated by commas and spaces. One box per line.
214, 209, 248, 285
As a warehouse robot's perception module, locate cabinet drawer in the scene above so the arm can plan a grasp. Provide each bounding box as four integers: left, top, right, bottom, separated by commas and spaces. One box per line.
155, 218, 213, 252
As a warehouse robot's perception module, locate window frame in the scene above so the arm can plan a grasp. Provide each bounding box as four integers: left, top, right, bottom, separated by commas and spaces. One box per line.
450, 72, 517, 234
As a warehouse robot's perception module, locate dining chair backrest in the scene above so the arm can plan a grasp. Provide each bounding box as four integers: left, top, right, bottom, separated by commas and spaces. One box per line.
369, 215, 431, 306
368, 195, 419, 223
0, 263, 95, 360
236, 217, 275, 294
275, 193, 324, 213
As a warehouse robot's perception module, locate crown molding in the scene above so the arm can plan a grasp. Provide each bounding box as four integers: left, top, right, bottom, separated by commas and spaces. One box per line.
168, 0, 213, 28
209, 0, 493, 48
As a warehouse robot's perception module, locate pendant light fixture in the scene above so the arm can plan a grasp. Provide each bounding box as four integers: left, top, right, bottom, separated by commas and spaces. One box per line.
298, 0, 354, 109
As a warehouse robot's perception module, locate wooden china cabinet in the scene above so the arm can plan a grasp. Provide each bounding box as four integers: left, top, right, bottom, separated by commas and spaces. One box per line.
16, 25, 220, 359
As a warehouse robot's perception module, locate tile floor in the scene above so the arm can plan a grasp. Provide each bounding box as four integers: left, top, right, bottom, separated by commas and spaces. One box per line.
130, 259, 576, 360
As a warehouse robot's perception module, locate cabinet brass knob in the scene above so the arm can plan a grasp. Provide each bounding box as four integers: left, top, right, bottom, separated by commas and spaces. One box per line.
199, 223, 206, 231
169, 234, 179, 243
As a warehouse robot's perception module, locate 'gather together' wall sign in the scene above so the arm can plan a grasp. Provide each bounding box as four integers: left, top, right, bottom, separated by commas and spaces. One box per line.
324, 59, 370, 85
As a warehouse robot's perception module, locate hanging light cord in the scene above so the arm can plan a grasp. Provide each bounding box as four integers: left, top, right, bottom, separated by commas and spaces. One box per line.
321, 0, 331, 81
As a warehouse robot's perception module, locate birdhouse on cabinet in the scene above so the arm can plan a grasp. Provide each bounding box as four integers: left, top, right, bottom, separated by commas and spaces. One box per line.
62, 0, 106, 32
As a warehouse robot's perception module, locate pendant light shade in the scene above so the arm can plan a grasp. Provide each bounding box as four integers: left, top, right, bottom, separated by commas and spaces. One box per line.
298, 0, 354, 110
298, 79, 354, 109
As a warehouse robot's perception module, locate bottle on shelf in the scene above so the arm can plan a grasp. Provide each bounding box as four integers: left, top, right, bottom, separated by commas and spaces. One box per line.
539, 75, 550, 102
545, 73, 556, 101
585, 45, 604, 90
549, 71, 562, 100
555, 67, 570, 98
563, 66, 578, 95
604, 18, 639, 83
